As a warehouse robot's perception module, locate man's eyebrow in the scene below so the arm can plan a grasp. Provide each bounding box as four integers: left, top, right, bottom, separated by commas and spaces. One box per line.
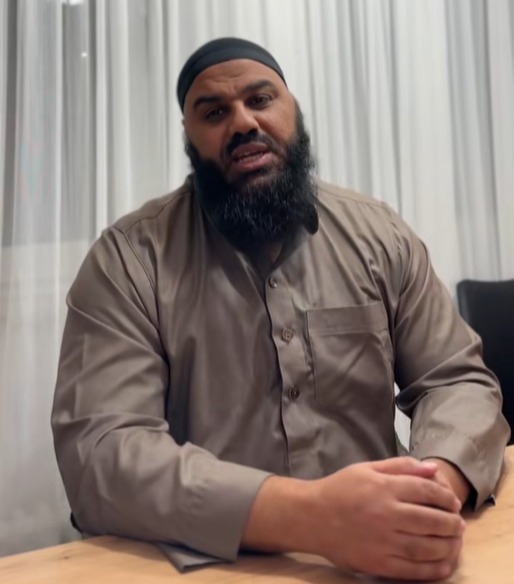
192, 80, 279, 111
192, 95, 222, 111
241, 79, 279, 94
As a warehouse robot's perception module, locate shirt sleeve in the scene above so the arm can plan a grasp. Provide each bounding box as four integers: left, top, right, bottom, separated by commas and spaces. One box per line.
385, 207, 510, 508
51, 228, 271, 561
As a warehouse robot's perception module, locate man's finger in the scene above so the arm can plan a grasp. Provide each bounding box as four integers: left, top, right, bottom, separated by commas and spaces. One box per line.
393, 533, 462, 563
371, 456, 438, 478
394, 503, 466, 537
381, 555, 455, 581
390, 475, 461, 512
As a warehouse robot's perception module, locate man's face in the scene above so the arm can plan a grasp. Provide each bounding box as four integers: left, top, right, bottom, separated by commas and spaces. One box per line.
181, 59, 318, 250
183, 59, 297, 188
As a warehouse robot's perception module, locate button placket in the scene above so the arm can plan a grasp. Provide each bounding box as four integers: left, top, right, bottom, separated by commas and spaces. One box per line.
264, 268, 315, 474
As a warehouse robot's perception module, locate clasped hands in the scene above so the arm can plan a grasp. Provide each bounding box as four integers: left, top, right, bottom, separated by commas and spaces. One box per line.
309, 456, 470, 581
244, 455, 471, 581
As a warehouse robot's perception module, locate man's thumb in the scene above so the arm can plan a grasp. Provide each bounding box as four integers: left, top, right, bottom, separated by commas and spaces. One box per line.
371, 456, 438, 478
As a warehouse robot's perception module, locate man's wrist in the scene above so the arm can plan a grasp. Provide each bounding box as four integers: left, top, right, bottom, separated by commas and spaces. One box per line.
241, 475, 316, 554
423, 457, 472, 505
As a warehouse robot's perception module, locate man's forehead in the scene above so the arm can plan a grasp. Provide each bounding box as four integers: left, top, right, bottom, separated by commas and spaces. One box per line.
176, 38, 287, 110
188, 59, 286, 95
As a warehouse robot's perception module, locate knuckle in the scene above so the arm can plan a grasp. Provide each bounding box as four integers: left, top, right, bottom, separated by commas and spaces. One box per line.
432, 483, 449, 506
422, 481, 436, 502
421, 561, 452, 581
422, 481, 443, 507
438, 538, 457, 560
427, 514, 446, 534
402, 538, 423, 561
447, 515, 462, 535
433, 514, 461, 537
441, 517, 456, 534
419, 561, 448, 580
365, 502, 389, 526
438, 562, 455, 579
451, 536, 464, 556
422, 511, 437, 529
374, 473, 389, 491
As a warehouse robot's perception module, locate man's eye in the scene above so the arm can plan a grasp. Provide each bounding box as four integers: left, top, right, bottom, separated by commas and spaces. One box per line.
250, 94, 272, 107
205, 108, 225, 120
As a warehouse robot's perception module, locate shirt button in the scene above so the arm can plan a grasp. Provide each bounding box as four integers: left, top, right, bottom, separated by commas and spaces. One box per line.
288, 386, 301, 400
281, 328, 294, 342
268, 277, 278, 289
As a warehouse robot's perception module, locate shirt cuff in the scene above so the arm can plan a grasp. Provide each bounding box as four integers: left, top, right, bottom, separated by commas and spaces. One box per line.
157, 542, 227, 572
409, 432, 493, 509
180, 458, 272, 561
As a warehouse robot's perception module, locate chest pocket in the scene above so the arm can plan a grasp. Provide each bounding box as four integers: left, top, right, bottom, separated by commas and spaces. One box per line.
306, 302, 394, 413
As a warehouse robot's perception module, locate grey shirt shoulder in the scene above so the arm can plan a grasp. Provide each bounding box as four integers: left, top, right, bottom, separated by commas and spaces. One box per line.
112, 181, 193, 235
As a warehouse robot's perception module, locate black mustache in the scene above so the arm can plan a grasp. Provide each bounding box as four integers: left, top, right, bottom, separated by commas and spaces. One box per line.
225, 131, 281, 158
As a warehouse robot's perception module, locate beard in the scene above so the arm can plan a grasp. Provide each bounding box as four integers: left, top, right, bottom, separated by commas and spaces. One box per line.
185, 105, 319, 251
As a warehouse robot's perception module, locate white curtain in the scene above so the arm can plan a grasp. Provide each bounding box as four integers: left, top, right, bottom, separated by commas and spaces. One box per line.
1, 0, 513, 556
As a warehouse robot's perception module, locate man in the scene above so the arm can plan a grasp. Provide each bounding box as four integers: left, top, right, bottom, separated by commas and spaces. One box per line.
52, 38, 509, 581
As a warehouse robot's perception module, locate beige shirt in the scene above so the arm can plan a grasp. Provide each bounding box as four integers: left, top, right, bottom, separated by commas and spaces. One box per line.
52, 179, 509, 564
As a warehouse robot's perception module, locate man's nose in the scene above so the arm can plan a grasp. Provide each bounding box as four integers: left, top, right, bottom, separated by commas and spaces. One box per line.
228, 104, 259, 136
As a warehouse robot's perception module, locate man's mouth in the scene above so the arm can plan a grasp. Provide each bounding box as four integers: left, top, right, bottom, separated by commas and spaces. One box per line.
234, 151, 267, 163
229, 143, 275, 172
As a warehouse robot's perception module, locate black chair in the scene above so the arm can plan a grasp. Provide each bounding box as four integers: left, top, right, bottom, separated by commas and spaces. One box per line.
456, 279, 514, 444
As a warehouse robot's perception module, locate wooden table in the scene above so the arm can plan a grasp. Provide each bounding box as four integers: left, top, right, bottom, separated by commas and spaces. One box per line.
1, 446, 513, 584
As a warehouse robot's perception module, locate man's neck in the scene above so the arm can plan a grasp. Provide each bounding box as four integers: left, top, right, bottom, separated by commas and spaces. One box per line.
266, 243, 283, 265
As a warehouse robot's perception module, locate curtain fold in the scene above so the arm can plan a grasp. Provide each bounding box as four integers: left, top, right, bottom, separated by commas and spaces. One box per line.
1, 0, 513, 556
